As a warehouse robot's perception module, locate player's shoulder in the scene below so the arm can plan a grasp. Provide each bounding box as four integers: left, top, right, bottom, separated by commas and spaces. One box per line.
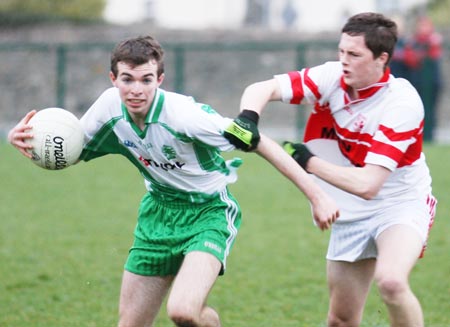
94, 87, 122, 109
81, 87, 122, 123
160, 89, 227, 133
383, 77, 424, 122
311, 61, 343, 76
162, 90, 221, 118
389, 76, 417, 92
307, 61, 343, 88
387, 77, 423, 107
162, 90, 196, 108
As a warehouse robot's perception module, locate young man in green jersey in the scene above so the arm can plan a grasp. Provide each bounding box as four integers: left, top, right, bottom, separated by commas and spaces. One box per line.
8, 35, 339, 327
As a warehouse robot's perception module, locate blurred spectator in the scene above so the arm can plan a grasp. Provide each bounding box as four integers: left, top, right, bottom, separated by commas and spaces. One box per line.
390, 16, 443, 142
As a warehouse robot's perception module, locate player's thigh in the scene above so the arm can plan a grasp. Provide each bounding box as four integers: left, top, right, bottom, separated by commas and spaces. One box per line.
167, 251, 222, 313
374, 224, 423, 280
119, 270, 173, 326
374, 197, 433, 281
327, 259, 375, 315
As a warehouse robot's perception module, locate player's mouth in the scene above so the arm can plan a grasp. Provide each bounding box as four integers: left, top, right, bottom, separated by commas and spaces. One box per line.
127, 99, 146, 107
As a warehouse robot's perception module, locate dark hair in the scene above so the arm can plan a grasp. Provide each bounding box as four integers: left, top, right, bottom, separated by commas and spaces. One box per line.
342, 12, 398, 63
110, 35, 165, 77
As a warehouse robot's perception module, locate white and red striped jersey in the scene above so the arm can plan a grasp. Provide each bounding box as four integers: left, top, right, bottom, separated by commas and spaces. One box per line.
275, 61, 433, 221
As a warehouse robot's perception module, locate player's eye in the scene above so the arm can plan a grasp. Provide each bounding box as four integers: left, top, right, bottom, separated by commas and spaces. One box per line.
121, 77, 133, 83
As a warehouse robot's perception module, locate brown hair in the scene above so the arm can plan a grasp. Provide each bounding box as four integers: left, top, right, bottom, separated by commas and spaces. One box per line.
110, 35, 165, 77
342, 12, 398, 63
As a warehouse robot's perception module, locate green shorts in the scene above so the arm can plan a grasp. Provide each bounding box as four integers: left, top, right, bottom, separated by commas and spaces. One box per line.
125, 188, 241, 276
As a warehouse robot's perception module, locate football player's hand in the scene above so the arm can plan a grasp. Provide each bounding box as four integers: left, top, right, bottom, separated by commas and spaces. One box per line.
224, 110, 260, 152
282, 141, 315, 171
8, 110, 36, 158
311, 192, 340, 231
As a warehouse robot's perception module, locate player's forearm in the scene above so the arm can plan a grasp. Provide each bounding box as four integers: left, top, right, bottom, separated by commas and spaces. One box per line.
307, 156, 388, 200
256, 134, 327, 202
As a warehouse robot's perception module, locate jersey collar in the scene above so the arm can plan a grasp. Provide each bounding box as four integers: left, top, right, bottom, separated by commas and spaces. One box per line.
340, 67, 391, 106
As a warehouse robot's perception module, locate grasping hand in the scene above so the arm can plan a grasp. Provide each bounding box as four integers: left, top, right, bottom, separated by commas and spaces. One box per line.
8, 110, 37, 159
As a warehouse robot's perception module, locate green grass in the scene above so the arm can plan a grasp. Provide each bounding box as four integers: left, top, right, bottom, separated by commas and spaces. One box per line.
1, 142, 449, 327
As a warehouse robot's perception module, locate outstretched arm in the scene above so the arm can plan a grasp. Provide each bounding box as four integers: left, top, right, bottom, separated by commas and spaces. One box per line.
255, 134, 340, 230
7, 110, 37, 159
224, 79, 282, 152
240, 78, 282, 115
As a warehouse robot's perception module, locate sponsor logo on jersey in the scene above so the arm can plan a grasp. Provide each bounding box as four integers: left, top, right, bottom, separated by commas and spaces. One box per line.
321, 127, 338, 140
139, 156, 186, 171
123, 140, 138, 149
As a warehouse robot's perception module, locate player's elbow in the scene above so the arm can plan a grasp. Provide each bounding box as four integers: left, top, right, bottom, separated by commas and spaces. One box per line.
357, 184, 381, 200
354, 165, 388, 200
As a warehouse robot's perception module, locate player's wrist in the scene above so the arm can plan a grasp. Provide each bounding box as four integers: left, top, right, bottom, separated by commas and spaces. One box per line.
239, 109, 259, 125
283, 141, 315, 171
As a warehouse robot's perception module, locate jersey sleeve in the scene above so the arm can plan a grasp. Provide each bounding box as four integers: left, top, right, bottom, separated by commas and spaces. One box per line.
164, 95, 236, 152
365, 81, 424, 170
274, 61, 342, 106
79, 87, 123, 161
185, 102, 236, 152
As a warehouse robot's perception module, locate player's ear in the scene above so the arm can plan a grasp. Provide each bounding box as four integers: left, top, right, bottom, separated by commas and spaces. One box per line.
378, 52, 389, 67
109, 71, 117, 85
157, 73, 165, 86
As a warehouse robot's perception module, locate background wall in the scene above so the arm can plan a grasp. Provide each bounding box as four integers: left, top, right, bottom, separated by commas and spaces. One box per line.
1, 22, 448, 143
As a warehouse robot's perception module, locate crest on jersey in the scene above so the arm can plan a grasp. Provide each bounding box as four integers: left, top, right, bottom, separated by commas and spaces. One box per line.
162, 145, 177, 160
353, 114, 367, 131
200, 104, 217, 114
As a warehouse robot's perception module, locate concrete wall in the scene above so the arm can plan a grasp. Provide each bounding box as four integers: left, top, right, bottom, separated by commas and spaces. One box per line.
1, 22, 449, 142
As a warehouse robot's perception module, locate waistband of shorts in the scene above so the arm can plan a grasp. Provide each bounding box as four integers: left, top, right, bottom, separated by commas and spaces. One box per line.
147, 190, 223, 208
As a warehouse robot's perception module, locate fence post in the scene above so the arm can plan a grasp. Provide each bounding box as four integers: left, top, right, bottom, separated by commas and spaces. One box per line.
56, 44, 67, 108
173, 45, 185, 94
295, 43, 307, 140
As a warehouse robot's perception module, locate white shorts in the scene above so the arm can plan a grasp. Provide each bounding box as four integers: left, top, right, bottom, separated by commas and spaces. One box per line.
326, 194, 437, 262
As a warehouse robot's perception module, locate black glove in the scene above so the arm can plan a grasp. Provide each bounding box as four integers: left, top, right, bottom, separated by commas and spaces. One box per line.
224, 110, 260, 152
282, 141, 315, 171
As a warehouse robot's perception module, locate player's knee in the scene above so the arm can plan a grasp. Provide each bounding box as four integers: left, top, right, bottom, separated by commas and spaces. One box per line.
376, 276, 409, 304
327, 311, 361, 327
167, 301, 198, 327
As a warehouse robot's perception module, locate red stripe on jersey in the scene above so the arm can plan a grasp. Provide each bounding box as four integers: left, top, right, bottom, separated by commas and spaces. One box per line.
398, 136, 422, 167
377, 122, 423, 166
379, 124, 421, 141
369, 121, 423, 167
370, 140, 405, 162
288, 71, 304, 104
335, 124, 373, 145
304, 68, 322, 99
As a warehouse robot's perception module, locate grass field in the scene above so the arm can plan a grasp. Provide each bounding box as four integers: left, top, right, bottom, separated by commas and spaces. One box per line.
1, 142, 449, 327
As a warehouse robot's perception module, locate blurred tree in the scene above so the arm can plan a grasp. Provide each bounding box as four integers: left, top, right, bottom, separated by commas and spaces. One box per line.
0, 0, 106, 26
428, 0, 450, 27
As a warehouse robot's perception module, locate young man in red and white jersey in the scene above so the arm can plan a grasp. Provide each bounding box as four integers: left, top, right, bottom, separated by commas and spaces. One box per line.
225, 12, 437, 327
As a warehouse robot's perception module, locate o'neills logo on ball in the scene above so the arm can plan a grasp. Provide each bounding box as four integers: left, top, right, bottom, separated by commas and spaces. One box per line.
45, 135, 68, 169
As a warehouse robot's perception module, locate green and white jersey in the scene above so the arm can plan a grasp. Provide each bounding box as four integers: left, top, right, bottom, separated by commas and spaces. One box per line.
79, 87, 241, 203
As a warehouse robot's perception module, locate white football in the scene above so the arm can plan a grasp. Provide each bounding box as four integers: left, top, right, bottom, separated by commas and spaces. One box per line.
25, 108, 84, 170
